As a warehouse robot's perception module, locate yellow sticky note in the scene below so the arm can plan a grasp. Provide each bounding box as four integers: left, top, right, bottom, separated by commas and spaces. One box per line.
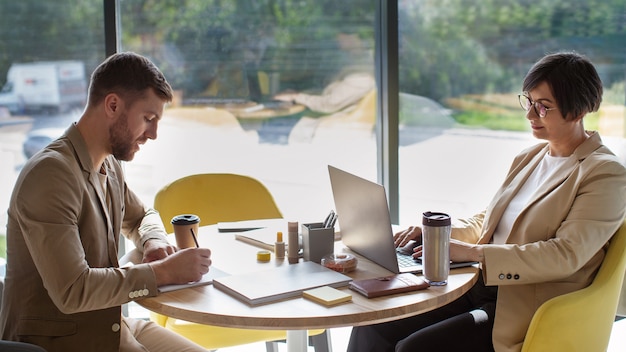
303, 286, 352, 306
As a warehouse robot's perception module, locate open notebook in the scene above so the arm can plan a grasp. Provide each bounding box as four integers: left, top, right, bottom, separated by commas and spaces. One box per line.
158, 267, 229, 293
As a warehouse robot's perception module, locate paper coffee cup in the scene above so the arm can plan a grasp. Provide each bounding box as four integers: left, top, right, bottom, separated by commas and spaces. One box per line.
171, 214, 200, 249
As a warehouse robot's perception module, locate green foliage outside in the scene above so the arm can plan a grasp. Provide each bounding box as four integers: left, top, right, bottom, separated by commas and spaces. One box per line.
0, 0, 623, 259
0, 235, 5, 260
1, 0, 623, 111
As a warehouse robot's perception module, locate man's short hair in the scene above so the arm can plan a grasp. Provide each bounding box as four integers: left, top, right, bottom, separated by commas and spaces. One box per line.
522, 51, 603, 121
87, 52, 173, 107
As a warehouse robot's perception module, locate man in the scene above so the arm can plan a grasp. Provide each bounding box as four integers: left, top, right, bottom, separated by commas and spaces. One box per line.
1, 52, 209, 352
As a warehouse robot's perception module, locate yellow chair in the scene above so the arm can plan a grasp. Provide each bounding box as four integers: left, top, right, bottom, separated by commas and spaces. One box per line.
153, 173, 331, 352
155, 173, 283, 234
521, 220, 626, 352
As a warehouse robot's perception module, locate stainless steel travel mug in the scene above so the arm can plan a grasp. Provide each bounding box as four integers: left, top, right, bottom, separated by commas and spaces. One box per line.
422, 211, 451, 286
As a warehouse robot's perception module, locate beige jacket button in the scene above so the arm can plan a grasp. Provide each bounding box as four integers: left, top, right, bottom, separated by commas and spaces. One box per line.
112, 323, 121, 332
129, 291, 135, 299
142, 289, 149, 296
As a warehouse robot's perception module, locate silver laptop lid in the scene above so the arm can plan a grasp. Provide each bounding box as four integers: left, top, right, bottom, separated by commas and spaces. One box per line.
328, 165, 403, 274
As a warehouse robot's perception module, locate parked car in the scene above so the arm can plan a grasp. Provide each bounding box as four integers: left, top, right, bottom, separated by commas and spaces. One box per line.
22, 127, 64, 159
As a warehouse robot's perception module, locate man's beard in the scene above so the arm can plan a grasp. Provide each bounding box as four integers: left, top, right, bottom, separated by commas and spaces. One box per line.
109, 112, 136, 161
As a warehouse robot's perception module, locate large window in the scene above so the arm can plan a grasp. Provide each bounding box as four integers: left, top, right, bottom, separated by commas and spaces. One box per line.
119, 0, 378, 223
0, 0, 105, 262
397, 0, 626, 224
0, 0, 624, 253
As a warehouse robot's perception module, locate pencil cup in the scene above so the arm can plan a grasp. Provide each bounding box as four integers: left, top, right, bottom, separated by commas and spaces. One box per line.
171, 214, 200, 249
302, 222, 335, 263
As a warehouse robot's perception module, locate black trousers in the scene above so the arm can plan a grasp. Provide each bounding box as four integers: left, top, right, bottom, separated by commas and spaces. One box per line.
347, 273, 498, 352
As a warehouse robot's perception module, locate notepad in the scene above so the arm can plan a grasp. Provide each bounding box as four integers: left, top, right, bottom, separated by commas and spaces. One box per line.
158, 266, 229, 293
303, 286, 352, 306
213, 261, 352, 305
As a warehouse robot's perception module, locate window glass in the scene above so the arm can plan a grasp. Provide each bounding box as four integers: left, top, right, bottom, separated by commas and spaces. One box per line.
397, 0, 626, 224
0, 0, 104, 262
119, 0, 378, 223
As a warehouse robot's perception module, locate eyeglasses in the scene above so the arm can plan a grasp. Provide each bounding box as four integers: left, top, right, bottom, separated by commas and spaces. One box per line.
518, 94, 556, 118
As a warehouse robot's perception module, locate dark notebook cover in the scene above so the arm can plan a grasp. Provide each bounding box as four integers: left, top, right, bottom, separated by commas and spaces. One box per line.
349, 273, 430, 298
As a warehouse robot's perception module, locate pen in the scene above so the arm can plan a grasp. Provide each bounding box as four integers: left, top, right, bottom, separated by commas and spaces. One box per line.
323, 210, 335, 228
190, 228, 200, 248
329, 214, 338, 228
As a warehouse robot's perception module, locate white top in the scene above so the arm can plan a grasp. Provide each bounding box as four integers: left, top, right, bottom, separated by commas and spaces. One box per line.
492, 153, 575, 244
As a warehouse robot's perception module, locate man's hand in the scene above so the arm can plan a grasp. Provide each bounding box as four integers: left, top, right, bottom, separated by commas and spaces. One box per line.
142, 239, 176, 263
149, 248, 212, 286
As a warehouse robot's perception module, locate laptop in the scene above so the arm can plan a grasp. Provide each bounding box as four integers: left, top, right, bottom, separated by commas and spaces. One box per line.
328, 165, 476, 274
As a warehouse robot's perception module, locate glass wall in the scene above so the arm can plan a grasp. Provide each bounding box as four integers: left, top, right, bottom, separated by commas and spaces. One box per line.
118, 0, 378, 223
396, 0, 626, 225
0, 0, 624, 253
0, 0, 105, 261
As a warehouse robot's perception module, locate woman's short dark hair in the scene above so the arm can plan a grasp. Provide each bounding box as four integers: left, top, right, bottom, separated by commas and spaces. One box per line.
87, 52, 173, 107
522, 51, 603, 121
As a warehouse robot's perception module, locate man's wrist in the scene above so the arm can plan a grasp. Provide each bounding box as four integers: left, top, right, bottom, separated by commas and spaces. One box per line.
141, 237, 165, 250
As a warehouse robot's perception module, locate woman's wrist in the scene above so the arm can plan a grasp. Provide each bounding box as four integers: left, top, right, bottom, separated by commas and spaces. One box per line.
473, 245, 485, 262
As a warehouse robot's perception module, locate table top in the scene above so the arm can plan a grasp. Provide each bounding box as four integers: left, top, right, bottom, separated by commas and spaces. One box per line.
134, 224, 479, 331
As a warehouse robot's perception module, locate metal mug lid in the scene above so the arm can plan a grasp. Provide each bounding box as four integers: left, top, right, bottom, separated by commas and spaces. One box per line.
171, 214, 200, 225
422, 211, 451, 227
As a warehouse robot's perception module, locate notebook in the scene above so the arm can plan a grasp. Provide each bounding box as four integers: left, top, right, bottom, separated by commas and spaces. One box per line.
328, 165, 476, 274
349, 273, 430, 298
158, 266, 229, 293
213, 261, 352, 305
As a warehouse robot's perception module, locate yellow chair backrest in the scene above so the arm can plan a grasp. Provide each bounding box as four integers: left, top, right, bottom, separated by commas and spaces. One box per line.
154, 173, 283, 234
521, 220, 626, 352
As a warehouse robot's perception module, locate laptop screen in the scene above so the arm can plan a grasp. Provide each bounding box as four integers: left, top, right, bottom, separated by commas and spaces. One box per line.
328, 165, 402, 273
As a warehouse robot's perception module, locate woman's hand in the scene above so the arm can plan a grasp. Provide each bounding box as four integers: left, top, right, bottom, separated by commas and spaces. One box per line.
449, 239, 484, 263
393, 225, 422, 248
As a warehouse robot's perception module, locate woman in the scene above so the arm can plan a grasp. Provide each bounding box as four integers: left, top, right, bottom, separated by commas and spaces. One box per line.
347, 52, 626, 352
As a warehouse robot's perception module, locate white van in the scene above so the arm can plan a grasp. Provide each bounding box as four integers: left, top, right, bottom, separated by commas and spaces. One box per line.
0, 61, 87, 115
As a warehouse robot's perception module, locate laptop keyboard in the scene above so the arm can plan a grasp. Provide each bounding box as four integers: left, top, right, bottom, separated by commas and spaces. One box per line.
396, 252, 421, 268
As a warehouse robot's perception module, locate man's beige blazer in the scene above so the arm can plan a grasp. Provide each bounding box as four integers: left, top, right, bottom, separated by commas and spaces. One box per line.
1, 124, 169, 351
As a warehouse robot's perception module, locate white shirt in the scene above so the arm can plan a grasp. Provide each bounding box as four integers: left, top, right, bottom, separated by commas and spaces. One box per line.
492, 152, 575, 244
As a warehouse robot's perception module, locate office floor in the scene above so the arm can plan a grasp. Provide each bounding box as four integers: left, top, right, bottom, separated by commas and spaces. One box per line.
217, 327, 352, 352
129, 303, 626, 351
218, 322, 626, 352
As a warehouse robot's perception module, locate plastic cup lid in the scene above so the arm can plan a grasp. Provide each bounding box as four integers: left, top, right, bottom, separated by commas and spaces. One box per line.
171, 214, 200, 225
422, 211, 451, 226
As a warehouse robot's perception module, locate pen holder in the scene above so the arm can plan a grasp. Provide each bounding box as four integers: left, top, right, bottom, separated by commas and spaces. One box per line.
302, 222, 335, 264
